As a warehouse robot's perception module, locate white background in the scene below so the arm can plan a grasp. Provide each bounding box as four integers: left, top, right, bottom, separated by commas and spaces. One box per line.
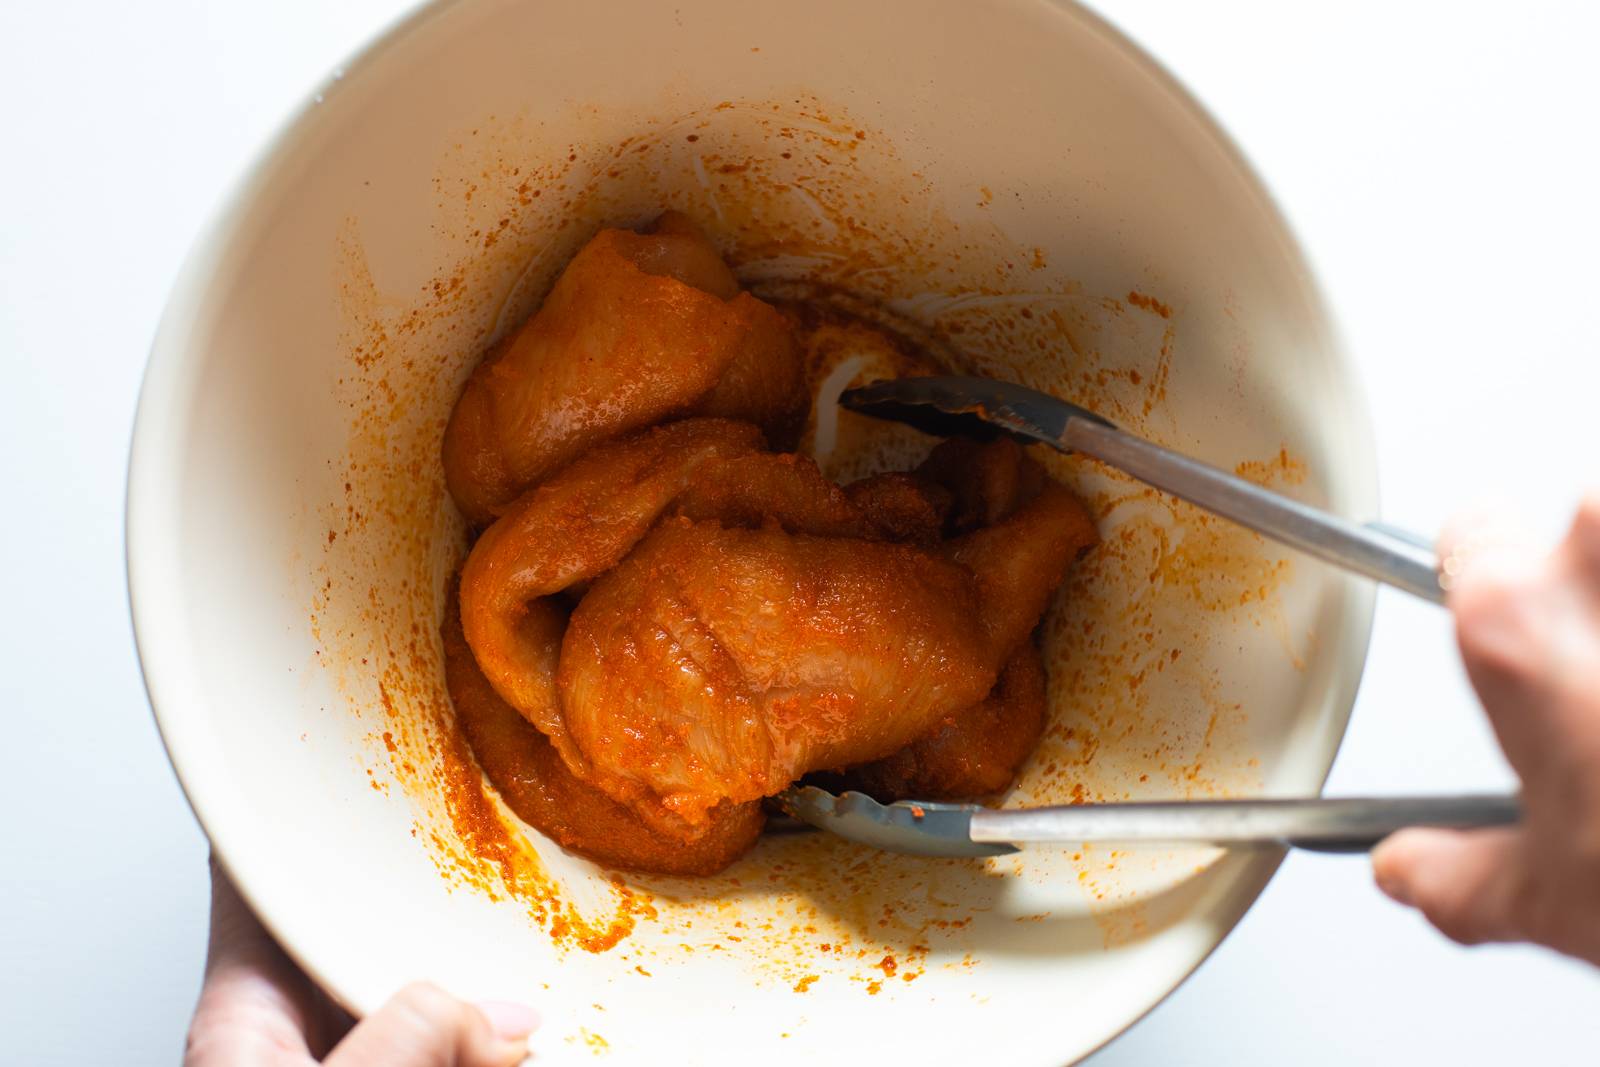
3, 1, 1598, 1063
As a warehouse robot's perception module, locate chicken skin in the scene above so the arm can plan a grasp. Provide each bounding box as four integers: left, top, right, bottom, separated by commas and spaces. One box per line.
442, 213, 805, 525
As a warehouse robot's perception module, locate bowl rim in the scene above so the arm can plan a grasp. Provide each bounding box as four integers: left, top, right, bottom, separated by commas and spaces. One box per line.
125, 0, 1378, 1060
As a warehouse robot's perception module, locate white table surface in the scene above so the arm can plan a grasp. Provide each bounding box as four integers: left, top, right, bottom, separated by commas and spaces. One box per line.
4, 1, 1597, 1062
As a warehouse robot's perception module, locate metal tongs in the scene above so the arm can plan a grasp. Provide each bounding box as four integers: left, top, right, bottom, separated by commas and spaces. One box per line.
780, 375, 1519, 857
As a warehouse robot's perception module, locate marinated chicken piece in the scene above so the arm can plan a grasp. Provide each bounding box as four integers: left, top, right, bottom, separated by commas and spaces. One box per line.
919, 435, 1047, 534
815, 438, 1089, 802
459, 418, 764, 747
672, 455, 949, 543
442, 585, 763, 875
558, 520, 995, 834
922, 437, 1098, 660
458, 417, 953, 775
442, 213, 805, 524
554, 470, 1096, 837
811, 641, 1047, 802
841, 472, 952, 544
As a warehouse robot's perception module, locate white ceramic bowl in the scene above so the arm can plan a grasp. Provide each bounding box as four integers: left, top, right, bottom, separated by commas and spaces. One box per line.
129, 1, 1376, 1063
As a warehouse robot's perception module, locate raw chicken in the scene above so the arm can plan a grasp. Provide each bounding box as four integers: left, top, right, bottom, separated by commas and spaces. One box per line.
442, 213, 805, 525
457, 417, 952, 752
458, 415, 1094, 840
812, 635, 1048, 802
813, 439, 1082, 801
458, 412, 1095, 847
442, 583, 764, 875
438, 209, 1101, 871
555, 452, 1094, 836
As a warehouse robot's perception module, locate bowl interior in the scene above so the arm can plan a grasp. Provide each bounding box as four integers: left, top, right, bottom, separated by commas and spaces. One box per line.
129, 1, 1375, 1063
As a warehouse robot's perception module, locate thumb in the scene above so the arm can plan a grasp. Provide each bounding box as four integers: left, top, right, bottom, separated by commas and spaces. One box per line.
324, 983, 538, 1067
1371, 826, 1526, 946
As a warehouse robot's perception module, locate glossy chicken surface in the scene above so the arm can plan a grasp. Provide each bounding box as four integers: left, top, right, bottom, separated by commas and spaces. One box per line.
442, 213, 804, 525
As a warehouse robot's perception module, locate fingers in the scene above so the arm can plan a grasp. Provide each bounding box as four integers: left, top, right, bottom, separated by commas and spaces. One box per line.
186, 858, 322, 1065
1437, 503, 1533, 593
1372, 827, 1527, 946
190, 860, 542, 1066
1567, 491, 1600, 582
1410, 495, 1600, 966
1439, 510, 1569, 779
324, 983, 538, 1067
1445, 499, 1600, 783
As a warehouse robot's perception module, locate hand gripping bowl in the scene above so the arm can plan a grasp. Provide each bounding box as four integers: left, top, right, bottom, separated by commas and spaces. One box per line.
127, 1, 1376, 1063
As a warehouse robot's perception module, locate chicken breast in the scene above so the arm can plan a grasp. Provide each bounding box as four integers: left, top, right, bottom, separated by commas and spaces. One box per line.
458, 418, 764, 744
812, 439, 1092, 802
442, 213, 805, 525
554, 474, 1095, 836
457, 418, 951, 752
811, 641, 1048, 802
557, 519, 998, 833
442, 584, 764, 875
